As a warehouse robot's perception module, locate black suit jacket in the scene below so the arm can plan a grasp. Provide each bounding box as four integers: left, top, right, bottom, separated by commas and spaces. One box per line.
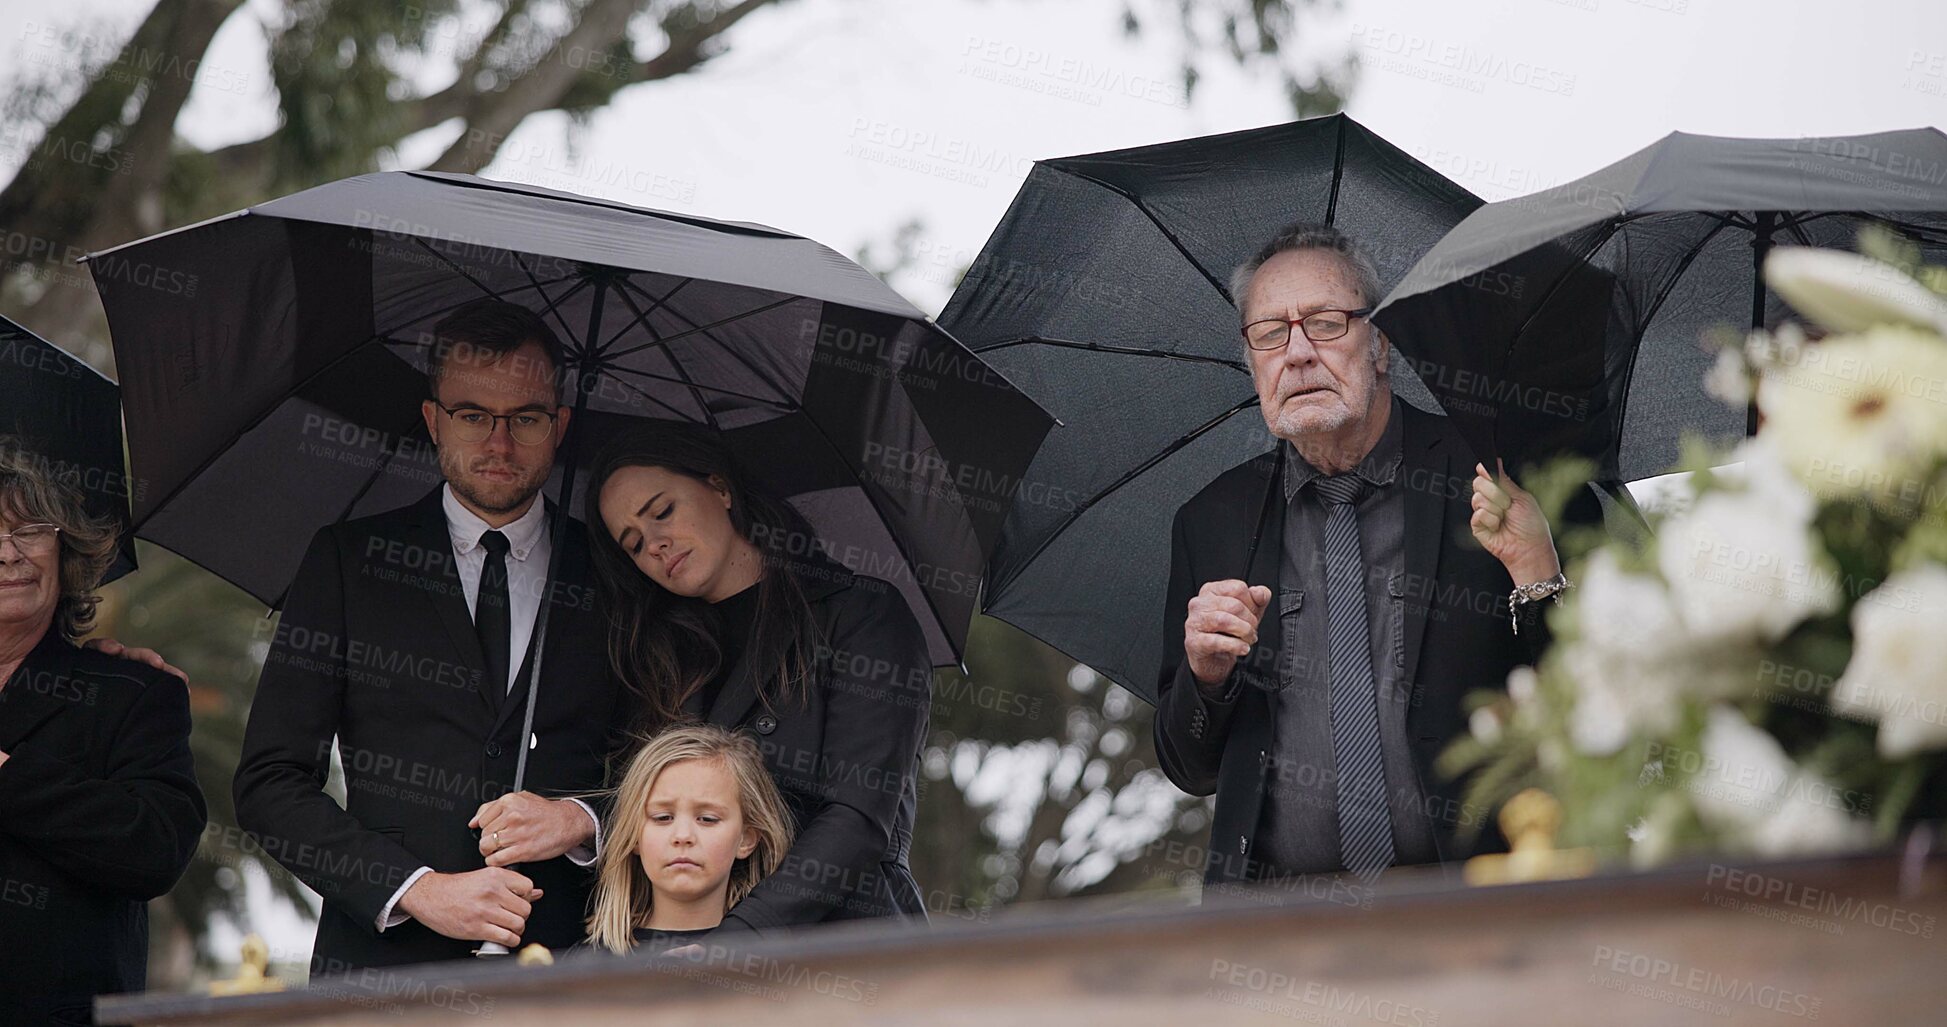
1154, 404, 1550, 885
0, 633, 205, 1025
700, 564, 931, 934
235, 488, 627, 972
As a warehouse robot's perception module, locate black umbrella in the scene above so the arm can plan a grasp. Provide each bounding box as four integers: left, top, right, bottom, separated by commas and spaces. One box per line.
84, 171, 1054, 671
0, 315, 136, 583
1373, 128, 1947, 482
939, 115, 1481, 701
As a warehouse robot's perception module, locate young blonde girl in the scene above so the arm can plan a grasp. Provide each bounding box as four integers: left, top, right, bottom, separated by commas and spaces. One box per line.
586, 724, 793, 954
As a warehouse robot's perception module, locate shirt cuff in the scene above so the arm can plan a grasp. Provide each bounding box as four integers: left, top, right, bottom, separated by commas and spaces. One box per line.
564, 798, 602, 866
377, 866, 435, 932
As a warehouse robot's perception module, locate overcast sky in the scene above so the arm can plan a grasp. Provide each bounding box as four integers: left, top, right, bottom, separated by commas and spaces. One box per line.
9, 0, 1944, 314
3, 0, 1942, 963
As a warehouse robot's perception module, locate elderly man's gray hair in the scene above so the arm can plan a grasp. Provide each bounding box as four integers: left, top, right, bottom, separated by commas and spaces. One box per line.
1229, 222, 1385, 313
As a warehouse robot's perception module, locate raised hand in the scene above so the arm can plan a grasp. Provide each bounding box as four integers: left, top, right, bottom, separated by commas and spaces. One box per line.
1184, 579, 1273, 689
1470, 460, 1561, 586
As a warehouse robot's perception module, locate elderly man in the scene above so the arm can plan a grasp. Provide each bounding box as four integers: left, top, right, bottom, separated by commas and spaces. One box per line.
0, 441, 206, 1023
1154, 223, 1569, 887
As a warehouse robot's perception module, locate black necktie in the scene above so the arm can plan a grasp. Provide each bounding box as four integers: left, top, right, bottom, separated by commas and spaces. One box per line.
1313, 473, 1395, 878
475, 530, 512, 696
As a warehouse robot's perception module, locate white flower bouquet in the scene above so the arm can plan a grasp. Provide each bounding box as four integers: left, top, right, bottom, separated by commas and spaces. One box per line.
1445, 229, 1947, 866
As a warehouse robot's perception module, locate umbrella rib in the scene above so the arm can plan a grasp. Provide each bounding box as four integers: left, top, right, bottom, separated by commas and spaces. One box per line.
595, 368, 714, 422
408, 237, 512, 303
512, 253, 592, 350
1596, 215, 1736, 471
1502, 219, 1629, 349
609, 281, 723, 432
1325, 115, 1347, 224
602, 297, 798, 362
595, 277, 691, 357
1633, 217, 1737, 334
399, 240, 598, 366
981, 336, 1250, 373
604, 363, 797, 411
375, 273, 590, 348
986, 393, 1262, 601
615, 277, 797, 407
1045, 163, 1234, 305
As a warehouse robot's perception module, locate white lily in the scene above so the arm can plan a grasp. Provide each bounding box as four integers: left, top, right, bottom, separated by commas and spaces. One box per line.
1831, 566, 1947, 758
1764, 246, 1947, 335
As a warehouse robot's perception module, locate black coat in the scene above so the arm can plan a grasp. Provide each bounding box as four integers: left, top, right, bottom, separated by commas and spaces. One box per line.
1153, 404, 1550, 885
696, 565, 931, 933
0, 633, 205, 1025
234, 488, 627, 972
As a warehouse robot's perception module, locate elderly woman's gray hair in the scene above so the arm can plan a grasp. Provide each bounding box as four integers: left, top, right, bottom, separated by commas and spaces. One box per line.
1229, 222, 1385, 315
0, 439, 120, 641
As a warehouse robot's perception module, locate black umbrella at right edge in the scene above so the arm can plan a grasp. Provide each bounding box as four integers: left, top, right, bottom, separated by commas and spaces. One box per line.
941, 115, 1481, 701
1373, 128, 1947, 483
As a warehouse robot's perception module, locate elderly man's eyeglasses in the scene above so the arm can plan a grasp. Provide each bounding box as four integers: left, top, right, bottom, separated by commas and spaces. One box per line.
433, 403, 558, 446
1242, 308, 1374, 351
0, 523, 60, 555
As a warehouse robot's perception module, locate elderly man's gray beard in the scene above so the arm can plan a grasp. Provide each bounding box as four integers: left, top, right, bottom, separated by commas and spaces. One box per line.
1262, 342, 1389, 445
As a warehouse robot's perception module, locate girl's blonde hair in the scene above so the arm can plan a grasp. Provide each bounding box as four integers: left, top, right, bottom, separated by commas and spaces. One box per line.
585, 723, 794, 954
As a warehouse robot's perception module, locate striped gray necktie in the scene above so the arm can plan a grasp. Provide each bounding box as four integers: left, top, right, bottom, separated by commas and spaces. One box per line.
1313, 473, 1395, 877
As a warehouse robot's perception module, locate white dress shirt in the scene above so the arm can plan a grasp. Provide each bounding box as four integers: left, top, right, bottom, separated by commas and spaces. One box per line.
375, 485, 602, 932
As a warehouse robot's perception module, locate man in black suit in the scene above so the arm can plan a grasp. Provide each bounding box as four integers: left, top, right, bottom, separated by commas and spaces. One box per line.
236, 300, 626, 972
1154, 223, 1569, 889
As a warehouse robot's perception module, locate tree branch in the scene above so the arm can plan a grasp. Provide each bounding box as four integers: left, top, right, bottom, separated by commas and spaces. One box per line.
427, 0, 788, 174
0, 0, 244, 251
426, 0, 643, 174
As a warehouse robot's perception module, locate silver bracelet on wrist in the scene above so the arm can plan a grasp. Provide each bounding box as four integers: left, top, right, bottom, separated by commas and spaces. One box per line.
1508, 572, 1571, 635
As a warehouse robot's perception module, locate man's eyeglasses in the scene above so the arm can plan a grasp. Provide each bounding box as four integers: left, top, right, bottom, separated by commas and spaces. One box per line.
432, 403, 558, 446
1242, 308, 1374, 351
0, 523, 60, 555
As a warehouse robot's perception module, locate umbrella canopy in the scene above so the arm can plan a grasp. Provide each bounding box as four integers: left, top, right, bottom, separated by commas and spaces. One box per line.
1373, 128, 1947, 482
0, 315, 135, 583
87, 171, 1053, 666
940, 114, 1481, 700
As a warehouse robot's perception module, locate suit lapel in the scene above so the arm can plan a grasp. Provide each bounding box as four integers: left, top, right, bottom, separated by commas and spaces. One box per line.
405, 489, 495, 716
1399, 407, 1447, 713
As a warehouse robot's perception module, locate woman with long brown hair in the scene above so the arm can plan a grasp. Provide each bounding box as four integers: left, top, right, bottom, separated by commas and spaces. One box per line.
585, 422, 929, 934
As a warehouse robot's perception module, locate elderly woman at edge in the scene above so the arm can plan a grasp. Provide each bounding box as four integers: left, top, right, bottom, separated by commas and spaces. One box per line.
0, 440, 206, 1025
